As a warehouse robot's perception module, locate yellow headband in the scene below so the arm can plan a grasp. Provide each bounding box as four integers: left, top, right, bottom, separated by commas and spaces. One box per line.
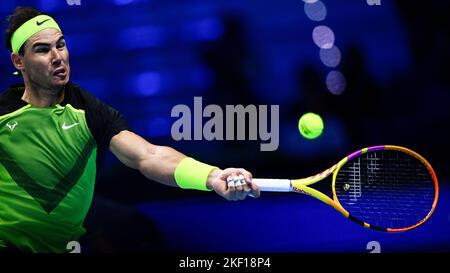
11, 15, 61, 54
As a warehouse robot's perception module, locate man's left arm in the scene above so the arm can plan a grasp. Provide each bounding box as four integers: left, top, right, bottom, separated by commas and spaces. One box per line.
109, 130, 260, 201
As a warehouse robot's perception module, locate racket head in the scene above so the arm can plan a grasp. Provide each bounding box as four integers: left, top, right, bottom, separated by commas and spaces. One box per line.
331, 145, 439, 232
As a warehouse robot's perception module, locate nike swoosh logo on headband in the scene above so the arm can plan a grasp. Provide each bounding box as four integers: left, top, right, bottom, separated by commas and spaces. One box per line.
36, 19, 50, 26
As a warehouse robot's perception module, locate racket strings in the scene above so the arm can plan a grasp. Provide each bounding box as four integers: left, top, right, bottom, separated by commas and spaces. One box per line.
335, 150, 435, 229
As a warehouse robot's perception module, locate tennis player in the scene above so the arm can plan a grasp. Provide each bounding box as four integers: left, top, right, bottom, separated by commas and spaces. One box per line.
0, 6, 260, 253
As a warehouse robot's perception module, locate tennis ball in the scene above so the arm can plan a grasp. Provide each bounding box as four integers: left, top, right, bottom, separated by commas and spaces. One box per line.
298, 112, 324, 139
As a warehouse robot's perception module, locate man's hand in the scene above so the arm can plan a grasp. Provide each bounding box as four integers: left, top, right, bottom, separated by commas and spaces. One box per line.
206, 168, 260, 201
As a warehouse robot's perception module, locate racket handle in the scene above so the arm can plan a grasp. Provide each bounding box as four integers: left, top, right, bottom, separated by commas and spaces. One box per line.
251, 178, 292, 192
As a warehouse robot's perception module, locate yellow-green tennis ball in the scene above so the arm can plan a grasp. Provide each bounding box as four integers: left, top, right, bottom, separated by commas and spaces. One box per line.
298, 112, 324, 139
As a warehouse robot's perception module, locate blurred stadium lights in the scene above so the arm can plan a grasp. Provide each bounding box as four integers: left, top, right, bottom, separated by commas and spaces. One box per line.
312, 25, 335, 49
319, 45, 342, 68
117, 26, 165, 50
130, 71, 161, 97
180, 18, 224, 42
113, 0, 136, 6
304, 1, 345, 96
326, 70, 346, 95
304, 0, 327, 22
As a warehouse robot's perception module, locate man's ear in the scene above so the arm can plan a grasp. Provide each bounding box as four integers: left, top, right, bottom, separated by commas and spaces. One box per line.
11, 53, 25, 72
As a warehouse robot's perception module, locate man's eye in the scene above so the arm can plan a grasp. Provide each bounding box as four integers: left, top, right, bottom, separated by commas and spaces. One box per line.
36, 48, 49, 53
57, 42, 66, 48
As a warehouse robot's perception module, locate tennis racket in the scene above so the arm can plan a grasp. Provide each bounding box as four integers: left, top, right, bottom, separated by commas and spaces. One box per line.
252, 145, 439, 232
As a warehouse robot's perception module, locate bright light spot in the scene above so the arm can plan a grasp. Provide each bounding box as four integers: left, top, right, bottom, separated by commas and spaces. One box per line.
320, 45, 342, 68
312, 25, 335, 49
196, 18, 224, 41
113, 0, 135, 5
326, 71, 346, 95
132, 72, 161, 96
304, 0, 327, 22
183, 18, 224, 41
118, 26, 164, 49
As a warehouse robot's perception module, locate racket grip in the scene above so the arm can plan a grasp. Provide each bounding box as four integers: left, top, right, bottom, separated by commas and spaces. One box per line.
251, 178, 292, 192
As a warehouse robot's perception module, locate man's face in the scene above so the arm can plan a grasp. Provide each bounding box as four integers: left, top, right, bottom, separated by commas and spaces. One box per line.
20, 28, 70, 91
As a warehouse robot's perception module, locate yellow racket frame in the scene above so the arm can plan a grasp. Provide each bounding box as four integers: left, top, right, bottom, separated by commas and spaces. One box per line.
290, 145, 439, 232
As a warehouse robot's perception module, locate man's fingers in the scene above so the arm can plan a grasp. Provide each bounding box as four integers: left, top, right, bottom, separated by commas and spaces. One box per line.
237, 171, 254, 199
240, 175, 252, 193
238, 169, 253, 182
235, 175, 244, 192
237, 174, 252, 200
226, 176, 237, 193
225, 173, 246, 200
222, 169, 257, 200
250, 182, 261, 198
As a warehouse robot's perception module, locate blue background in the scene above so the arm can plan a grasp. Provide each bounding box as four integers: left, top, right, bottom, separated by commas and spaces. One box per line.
1, 0, 449, 253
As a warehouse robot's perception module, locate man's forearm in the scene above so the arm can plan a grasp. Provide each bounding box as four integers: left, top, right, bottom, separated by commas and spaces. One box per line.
137, 145, 186, 187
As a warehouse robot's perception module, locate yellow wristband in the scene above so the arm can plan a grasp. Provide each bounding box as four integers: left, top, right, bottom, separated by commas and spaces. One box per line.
174, 157, 218, 191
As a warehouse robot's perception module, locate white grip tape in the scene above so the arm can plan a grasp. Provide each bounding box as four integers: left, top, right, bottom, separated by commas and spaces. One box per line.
252, 179, 292, 192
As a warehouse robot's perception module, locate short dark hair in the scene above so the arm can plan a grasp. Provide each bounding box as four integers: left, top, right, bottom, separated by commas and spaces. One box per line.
5, 6, 43, 55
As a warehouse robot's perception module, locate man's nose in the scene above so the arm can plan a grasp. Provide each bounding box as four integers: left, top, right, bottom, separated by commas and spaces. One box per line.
50, 47, 62, 66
